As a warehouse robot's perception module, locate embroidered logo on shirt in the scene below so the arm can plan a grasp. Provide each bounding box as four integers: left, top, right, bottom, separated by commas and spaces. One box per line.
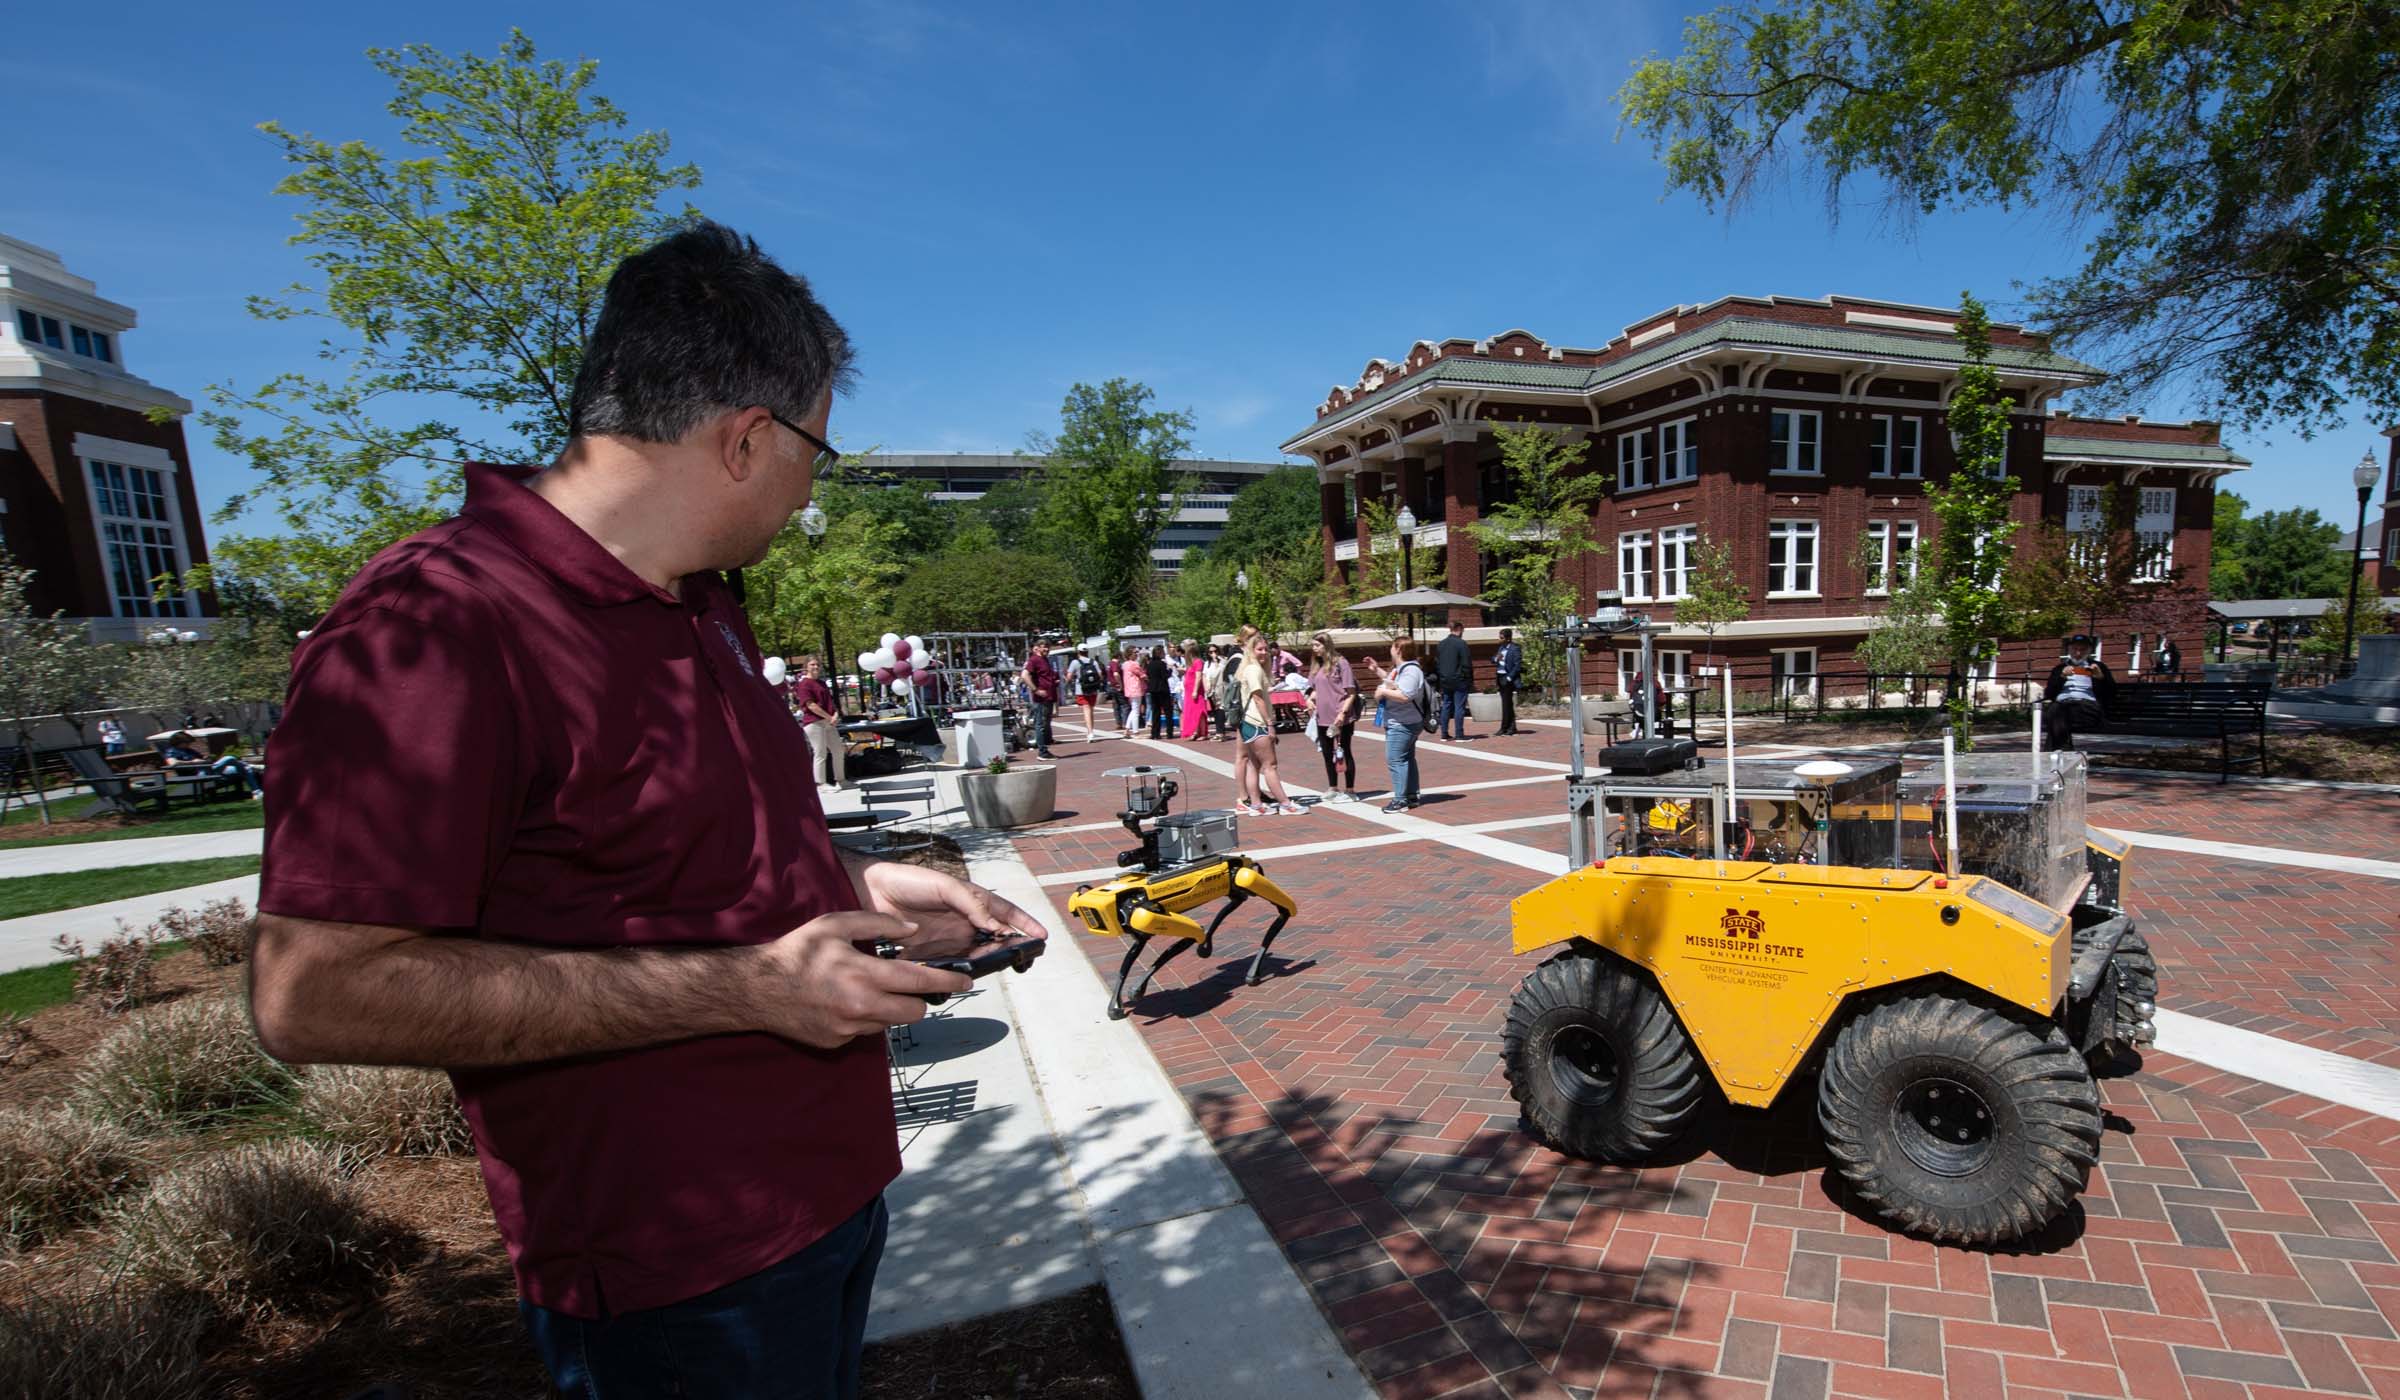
715, 620, 755, 677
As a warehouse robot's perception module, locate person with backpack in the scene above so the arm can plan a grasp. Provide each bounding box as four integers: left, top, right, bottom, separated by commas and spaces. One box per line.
1362, 638, 1430, 812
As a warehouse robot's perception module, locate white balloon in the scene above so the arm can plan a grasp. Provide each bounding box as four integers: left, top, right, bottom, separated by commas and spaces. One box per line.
873, 649, 898, 670
904, 635, 926, 656
857, 650, 878, 673
891, 676, 913, 695
761, 657, 788, 687
880, 632, 901, 651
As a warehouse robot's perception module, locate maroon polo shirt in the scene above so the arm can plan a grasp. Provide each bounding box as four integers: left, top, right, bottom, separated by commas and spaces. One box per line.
259, 464, 896, 1317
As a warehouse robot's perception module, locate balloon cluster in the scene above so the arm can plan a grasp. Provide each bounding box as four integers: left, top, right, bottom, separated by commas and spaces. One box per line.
856, 633, 939, 697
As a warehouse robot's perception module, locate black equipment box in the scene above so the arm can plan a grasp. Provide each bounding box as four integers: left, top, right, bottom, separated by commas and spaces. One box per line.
1597, 738, 1699, 775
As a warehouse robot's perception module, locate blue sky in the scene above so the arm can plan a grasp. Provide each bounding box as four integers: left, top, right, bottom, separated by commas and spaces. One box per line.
8, 1, 2384, 530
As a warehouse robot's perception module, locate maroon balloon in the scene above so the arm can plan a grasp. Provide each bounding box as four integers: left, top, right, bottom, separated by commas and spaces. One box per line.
892, 639, 912, 661
874, 666, 895, 684
893, 661, 913, 679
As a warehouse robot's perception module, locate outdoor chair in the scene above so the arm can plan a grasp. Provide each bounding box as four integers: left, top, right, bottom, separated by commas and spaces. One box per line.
853, 778, 938, 855
52, 744, 173, 816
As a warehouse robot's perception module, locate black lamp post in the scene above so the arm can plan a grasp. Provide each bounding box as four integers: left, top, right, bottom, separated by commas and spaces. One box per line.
2343, 450, 2380, 671
1395, 504, 1418, 638
798, 502, 837, 710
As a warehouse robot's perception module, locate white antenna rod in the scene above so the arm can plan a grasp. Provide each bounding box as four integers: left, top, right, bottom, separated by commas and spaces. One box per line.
1942, 730, 1961, 880
2030, 702, 2043, 787
1723, 668, 1737, 857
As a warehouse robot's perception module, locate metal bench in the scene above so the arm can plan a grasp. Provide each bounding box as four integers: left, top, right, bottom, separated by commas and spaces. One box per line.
853, 779, 938, 854
2075, 680, 2271, 783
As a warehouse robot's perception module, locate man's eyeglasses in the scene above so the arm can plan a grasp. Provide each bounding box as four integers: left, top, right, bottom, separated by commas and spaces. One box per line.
767, 411, 841, 473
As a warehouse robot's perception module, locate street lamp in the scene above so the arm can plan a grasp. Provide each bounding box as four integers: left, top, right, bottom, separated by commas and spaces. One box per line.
797, 502, 838, 709
1077, 597, 1088, 638
2342, 450, 2380, 670
1394, 505, 1419, 637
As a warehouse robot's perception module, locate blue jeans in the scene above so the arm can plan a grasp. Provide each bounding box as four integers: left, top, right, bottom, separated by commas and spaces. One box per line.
207, 755, 260, 794
522, 1196, 888, 1400
1031, 700, 1055, 751
1384, 723, 1420, 805
1440, 686, 1469, 739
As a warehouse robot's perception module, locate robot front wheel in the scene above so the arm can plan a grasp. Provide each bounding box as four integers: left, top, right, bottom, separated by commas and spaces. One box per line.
1502, 950, 1710, 1162
1818, 990, 2102, 1246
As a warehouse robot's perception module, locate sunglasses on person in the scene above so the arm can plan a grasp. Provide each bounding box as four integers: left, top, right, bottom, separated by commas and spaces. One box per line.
767, 410, 841, 473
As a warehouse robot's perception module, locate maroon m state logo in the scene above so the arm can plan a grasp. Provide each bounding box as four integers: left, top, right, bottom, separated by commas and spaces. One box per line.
1721, 908, 1765, 940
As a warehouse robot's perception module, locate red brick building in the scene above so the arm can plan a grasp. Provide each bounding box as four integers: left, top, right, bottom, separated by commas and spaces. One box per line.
2376, 428, 2400, 595
1284, 294, 2244, 691
0, 235, 212, 639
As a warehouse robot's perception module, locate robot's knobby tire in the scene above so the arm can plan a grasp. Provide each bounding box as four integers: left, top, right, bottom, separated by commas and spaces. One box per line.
1818, 990, 2102, 1246
2104, 931, 2158, 1052
1502, 950, 1708, 1163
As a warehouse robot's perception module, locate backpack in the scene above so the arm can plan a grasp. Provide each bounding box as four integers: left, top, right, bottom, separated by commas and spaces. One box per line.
1392, 661, 1436, 733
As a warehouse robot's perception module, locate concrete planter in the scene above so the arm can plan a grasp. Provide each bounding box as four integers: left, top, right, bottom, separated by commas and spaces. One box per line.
960, 764, 1057, 830
1578, 697, 1633, 734
1467, 692, 1503, 723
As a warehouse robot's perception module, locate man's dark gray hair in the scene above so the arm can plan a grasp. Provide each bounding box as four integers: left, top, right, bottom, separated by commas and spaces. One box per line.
569, 221, 855, 444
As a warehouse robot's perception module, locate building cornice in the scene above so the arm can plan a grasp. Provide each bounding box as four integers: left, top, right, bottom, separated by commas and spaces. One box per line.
0, 361, 191, 416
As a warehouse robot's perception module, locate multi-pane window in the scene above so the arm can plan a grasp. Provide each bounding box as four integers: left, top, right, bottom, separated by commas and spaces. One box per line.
1866, 520, 1921, 594
1773, 648, 1818, 700
1656, 525, 1697, 600
1767, 519, 1819, 595
2134, 487, 2175, 582
1618, 531, 1654, 600
1617, 430, 1653, 491
87, 460, 188, 617
1659, 417, 1698, 483
16, 310, 63, 349
1769, 409, 1821, 474
68, 325, 112, 362
1614, 649, 1691, 698
1870, 415, 1922, 477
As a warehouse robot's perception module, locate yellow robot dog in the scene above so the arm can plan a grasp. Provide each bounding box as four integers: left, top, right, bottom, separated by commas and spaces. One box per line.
1501, 599, 2157, 1247
1067, 766, 1296, 1020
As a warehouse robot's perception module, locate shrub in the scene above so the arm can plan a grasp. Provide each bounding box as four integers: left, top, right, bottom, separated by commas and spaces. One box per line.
0, 1285, 214, 1400
107, 1140, 410, 1321
297, 1065, 473, 1157
49, 922, 159, 1014
72, 994, 292, 1135
186, 898, 255, 968
0, 1109, 146, 1250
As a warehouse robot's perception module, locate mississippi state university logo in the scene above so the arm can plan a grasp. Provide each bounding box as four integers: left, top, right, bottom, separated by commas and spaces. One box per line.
1721, 908, 1766, 940
714, 620, 755, 677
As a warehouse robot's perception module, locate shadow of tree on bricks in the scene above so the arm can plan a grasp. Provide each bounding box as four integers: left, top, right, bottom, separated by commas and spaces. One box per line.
1186, 1085, 1726, 1397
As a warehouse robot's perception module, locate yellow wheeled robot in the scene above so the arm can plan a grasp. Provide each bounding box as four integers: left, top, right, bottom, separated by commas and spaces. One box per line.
1067, 766, 1297, 1020
1501, 599, 2157, 1246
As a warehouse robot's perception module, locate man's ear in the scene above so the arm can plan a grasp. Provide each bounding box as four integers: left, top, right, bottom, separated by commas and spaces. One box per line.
719, 407, 774, 485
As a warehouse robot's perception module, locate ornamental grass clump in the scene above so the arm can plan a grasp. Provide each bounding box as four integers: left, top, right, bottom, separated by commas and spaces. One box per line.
0, 1108, 146, 1251
72, 993, 292, 1136
297, 1064, 474, 1157
0, 1283, 214, 1400
106, 1140, 410, 1322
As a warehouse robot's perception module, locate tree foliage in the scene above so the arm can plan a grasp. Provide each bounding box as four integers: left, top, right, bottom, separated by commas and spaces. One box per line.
739, 509, 905, 663
2209, 492, 2351, 599
1466, 426, 1608, 689
1674, 532, 1750, 664
1925, 295, 2026, 746
1208, 466, 1322, 565
1345, 499, 1450, 640
199, 30, 701, 624
1619, 1, 2400, 425
1028, 380, 1193, 616
2010, 481, 2177, 637
888, 551, 1082, 637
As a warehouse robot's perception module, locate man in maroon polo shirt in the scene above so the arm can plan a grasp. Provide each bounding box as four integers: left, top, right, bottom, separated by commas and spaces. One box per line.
249, 222, 1044, 1399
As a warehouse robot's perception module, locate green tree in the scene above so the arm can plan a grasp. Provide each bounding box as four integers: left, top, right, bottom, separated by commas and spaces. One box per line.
1347, 499, 1449, 639
2212, 491, 2253, 599
1620, 2, 2400, 426
2211, 504, 2349, 600
888, 551, 1082, 636
2300, 586, 2392, 658
1465, 425, 1608, 690
965, 478, 1048, 549
2010, 482, 2177, 639
1207, 466, 1322, 566
199, 31, 700, 624
0, 554, 123, 821
1674, 532, 1750, 668
1853, 535, 1955, 701
1149, 553, 1244, 646
1028, 380, 1194, 614
1925, 295, 2026, 747
740, 510, 905, 672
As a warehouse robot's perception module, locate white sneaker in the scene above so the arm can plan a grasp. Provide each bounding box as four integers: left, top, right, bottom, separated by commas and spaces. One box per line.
1234, 801, 1260, 816
1281, 802, 1309, 816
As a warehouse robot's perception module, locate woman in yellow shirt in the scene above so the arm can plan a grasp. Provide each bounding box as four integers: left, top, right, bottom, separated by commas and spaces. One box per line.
1236, 634, 1303, 816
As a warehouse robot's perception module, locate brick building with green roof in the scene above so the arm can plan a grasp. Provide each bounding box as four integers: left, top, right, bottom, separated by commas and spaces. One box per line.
1284, 293, 2247, 693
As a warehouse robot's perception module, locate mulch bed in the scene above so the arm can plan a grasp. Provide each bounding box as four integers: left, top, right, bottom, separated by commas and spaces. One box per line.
2, 833, 1138, 1399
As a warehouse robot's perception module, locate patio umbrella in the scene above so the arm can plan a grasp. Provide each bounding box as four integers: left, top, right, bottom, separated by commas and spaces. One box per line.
1346, 586, 1487, 641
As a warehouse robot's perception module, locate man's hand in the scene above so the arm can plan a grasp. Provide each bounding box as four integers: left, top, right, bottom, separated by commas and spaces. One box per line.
755, 910, 972, 1048
853, 860, 1047, 964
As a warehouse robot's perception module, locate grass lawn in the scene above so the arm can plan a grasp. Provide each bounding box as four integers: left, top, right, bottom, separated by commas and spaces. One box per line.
0, 939, 188, 1018
0, 856, 262, 922
0, 795, 265, 847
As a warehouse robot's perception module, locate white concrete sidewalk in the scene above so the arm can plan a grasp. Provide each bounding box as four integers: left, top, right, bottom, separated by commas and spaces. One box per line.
0, 875, 259, 973
0, 828, 263, 880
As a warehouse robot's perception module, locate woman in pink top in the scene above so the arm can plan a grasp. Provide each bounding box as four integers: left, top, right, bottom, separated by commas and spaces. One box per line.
1119, 646, 1147, 738
1178, 641, 1210, 739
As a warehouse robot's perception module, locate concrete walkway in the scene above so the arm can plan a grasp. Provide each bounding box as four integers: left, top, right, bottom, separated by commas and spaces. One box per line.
0, 875, 258, 972
0, 827, 262, 880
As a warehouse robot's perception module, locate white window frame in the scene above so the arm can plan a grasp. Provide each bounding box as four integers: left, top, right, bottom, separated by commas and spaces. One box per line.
1616, 648, 1639, 698
75, 434, 193, 619
1769, 409, 1821, 475
1772, 647, 1818, 701
1656, 525, 1696, 600
1657, 651, 1692, 689
1893, 520, 1919, 587
1870, 415, 1923, 478
1617, 429, 1653, 492
1618, 530, 1654, 601
1659, 416, 1698, 483
1865, 519, 1921, 595
2134, 486, 2175, 582
1767, 519, 1819, 597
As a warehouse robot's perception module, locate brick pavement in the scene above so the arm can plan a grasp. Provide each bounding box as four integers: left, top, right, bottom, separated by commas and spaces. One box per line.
1009, 732, 2400, 1399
